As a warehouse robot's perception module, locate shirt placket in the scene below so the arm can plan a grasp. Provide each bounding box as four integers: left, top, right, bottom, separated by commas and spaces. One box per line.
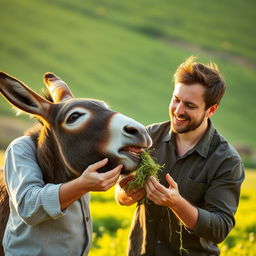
79, 197, 91, 256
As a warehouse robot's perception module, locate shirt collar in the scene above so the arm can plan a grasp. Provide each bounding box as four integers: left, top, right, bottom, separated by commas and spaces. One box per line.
162, 129, 172, 142
194, 119, 215, 158
162, 119, 215, 158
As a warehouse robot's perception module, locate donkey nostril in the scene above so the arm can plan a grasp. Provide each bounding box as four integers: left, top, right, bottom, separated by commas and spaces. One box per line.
123, 125, 139, 136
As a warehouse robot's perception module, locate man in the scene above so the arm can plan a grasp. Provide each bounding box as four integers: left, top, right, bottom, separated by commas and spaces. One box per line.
115, 56, 244, 256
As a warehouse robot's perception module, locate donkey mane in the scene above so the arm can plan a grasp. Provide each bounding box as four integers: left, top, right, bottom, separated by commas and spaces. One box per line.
24, 90, 72, 184
25, 124, 71, 184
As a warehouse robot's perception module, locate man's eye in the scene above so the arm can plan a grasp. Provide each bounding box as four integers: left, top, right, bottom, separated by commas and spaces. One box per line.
172, 97, 179, 103
187, 104, 196, 109
67, 112, 85, 124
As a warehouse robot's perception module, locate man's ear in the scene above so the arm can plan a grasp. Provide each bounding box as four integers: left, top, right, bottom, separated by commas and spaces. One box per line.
207, 104, 218, 118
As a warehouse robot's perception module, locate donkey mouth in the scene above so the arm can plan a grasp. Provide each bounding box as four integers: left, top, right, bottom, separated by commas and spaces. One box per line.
119, 146, 144, 161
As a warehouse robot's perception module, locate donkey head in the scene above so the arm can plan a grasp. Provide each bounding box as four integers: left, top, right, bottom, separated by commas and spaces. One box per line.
0, 72, 152, 182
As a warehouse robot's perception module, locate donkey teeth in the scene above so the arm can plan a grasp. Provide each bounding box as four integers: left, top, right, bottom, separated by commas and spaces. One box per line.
120, 146, 143, 156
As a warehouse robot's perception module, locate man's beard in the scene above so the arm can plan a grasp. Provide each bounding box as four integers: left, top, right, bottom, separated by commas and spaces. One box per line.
171, 112, 206, 134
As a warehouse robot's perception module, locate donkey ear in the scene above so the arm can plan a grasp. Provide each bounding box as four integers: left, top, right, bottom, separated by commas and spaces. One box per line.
0, 72, 51, 118
43, 72, 73, 103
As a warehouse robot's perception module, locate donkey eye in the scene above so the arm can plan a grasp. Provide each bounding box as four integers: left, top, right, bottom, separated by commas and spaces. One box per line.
67, 112, 85, 124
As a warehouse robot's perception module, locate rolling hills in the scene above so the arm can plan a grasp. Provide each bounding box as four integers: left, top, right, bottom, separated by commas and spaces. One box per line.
0, 0, 255, 155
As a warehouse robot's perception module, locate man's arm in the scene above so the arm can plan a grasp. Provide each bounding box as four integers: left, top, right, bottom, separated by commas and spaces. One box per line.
60, 158, 122, 210
146, 157, 244, 243
5, 139, 122, 225
192, 158, 245, 243
146, 174, 198, 230
116, 173, 198, 229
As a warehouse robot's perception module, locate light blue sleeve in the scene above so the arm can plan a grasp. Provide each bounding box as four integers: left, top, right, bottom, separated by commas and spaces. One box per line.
4, 136, 65, 226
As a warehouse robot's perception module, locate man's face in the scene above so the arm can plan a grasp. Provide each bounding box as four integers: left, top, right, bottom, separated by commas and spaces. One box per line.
169, 83, 209, 134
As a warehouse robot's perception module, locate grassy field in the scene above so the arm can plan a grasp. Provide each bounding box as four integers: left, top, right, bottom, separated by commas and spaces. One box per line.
0, 0, 255, 156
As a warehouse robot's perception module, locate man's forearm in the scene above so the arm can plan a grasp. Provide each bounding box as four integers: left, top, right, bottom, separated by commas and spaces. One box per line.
59, 177, 87, 210
170, 195, 198, 230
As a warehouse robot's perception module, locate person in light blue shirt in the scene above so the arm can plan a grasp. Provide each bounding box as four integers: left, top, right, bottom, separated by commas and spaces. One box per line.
3, 136, 122, 256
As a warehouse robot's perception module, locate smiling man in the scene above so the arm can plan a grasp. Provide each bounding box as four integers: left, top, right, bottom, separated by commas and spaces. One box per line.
115, 56, 245, 256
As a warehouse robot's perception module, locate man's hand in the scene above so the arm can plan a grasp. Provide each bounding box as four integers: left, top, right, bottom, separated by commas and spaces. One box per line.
60, 158, 122, 210
120, 175, 145, 202
115, 175, 145, 206
79, 158, 123, 193
145, 173, 181, 208
145, 173, 198, 230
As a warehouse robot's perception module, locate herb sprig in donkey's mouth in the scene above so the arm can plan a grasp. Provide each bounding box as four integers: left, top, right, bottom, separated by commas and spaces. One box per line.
127, 150, 163, 190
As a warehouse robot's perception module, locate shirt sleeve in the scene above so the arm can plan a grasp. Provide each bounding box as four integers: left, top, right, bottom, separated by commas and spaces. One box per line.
192, 155, 245, 243
4, 137, 66, 226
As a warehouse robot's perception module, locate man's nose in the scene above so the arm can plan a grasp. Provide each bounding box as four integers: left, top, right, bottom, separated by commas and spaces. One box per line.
174, 102, 185, 115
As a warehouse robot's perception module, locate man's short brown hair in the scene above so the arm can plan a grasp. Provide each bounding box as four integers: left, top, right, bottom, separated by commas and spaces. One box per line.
173, 56, 226, 109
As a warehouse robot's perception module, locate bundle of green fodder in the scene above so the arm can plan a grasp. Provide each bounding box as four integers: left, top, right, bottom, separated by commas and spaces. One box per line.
128, 150, 163, 189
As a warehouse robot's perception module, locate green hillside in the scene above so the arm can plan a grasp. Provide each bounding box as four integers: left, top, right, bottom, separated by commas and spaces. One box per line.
0, 0, 255, 159
50, 0, 256, 62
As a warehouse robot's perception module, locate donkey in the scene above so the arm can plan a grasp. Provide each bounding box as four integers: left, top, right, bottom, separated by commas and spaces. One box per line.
0, 72, 152, 255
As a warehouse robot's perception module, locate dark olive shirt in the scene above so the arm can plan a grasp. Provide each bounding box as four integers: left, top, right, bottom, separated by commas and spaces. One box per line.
128, 120, 244, 256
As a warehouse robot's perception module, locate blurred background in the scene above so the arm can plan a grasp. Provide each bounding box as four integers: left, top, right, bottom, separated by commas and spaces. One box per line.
0, 0, 255, 167
0, 1, 256, 255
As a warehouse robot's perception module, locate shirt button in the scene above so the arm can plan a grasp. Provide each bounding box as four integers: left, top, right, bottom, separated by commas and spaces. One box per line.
157, 240, 161, 244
